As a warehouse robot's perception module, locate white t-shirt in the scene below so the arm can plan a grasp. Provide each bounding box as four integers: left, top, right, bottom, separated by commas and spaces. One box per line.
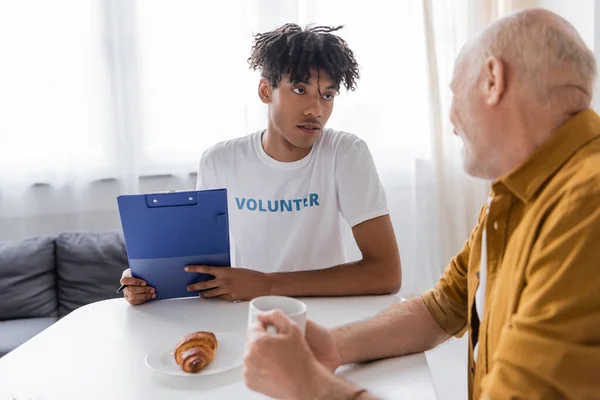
196, 128, 389, 273
474, 195, 493, 361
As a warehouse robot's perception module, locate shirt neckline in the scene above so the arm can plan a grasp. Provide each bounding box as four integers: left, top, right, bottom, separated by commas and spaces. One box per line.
254, 129, 320, 169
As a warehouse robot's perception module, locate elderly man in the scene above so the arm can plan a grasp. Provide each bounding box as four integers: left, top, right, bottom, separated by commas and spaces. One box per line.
243, 8, 600, 400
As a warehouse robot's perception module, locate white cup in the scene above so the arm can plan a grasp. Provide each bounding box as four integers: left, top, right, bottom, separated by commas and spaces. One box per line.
248, 296, 307, 335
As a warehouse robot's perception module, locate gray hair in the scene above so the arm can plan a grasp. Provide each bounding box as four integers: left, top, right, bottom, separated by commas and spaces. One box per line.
468, 8, 596, 108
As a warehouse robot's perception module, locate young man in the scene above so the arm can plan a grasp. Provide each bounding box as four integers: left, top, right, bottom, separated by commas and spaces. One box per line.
244, 9, 600, 400
121, 24, 401, 304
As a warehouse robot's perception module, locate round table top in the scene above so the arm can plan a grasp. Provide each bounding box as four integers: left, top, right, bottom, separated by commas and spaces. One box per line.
0, 295, 437, 400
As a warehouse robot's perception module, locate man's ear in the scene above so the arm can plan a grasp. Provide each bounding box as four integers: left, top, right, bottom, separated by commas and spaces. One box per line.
484, 56, 505, 106
258, 78, 272, 104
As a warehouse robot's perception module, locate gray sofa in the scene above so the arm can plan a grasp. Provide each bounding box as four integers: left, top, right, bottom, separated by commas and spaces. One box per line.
0, 232, 128, 357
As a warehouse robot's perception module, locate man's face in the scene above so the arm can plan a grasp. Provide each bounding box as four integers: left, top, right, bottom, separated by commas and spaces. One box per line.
449, 57, 497, 179
263, 69, 338, 149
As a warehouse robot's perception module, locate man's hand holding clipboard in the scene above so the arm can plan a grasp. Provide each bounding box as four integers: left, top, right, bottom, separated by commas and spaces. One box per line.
117, 189, 231, 303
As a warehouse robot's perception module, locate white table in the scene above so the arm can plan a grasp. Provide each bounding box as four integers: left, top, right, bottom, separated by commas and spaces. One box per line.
0, 295, 437, 400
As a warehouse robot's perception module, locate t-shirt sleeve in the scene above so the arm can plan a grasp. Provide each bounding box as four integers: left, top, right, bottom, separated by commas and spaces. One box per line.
196, 150, 218, 190
335, 138, 389, 227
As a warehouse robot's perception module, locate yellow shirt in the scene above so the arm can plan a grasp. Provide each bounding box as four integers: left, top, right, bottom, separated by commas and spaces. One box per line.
422, 109, 600, 399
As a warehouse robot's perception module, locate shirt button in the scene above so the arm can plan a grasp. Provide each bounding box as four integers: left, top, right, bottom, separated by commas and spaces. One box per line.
476, 271, 480, 279
470, 366, 475, 374
493, 221, 499, 230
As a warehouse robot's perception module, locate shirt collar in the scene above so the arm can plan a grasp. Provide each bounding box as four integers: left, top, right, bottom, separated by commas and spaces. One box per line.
494, 109, 600, 203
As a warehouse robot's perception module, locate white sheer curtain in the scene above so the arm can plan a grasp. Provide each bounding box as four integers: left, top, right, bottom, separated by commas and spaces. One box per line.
0, 0, 514, 296
0, 0, 123, 239
421, 0, 537, 291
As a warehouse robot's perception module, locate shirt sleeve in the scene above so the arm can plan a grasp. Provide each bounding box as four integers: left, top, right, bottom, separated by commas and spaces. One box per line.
422, 205, 486, 337
334, 138, 389, 227
196, 149, 217, 190
482, 188, 600, 399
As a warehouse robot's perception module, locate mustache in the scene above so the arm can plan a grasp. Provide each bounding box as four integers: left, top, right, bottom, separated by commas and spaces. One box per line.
297, 120, 321, 127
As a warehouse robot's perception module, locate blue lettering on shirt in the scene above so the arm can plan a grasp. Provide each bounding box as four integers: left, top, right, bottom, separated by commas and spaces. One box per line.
235, 193, 320, 213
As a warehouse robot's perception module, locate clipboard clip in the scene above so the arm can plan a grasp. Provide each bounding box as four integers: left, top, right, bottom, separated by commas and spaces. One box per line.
145, 191, 198, 208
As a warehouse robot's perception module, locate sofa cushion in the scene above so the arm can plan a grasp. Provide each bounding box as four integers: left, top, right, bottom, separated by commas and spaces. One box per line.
0, 317, 58, 357
0, 237, 57, 320
56, 232, 129, 317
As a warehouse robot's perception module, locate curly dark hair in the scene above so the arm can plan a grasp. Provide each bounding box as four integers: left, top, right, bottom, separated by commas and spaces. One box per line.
248, 23, 360, 92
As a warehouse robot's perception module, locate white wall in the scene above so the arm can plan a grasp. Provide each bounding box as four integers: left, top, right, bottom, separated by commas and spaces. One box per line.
536, 0, 600, 110
537, 0, 594, 48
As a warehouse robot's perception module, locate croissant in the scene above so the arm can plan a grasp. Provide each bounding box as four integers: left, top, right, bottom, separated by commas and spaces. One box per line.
174, 331, 218, 373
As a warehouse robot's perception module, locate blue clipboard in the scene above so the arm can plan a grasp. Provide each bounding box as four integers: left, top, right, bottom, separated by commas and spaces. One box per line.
116, 189, 231, 300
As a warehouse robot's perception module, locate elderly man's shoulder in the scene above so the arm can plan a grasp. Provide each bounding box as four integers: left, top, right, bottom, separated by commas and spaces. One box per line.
559, 138, 600, 200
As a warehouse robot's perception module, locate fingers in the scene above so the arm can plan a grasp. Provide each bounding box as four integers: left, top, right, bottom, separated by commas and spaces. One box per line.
120, 270, 147, 287
185, 265, 220, 275
125, 286, 155, 295
216, 294, 236, 302
120, 269, 153, 305
124, 286, 155, 302
124, 287, 156, 305
250, 321, 267, 334
257, 310, 297, 335
200, 287, 230, 298
187, 279, 220, 292
243, 368, 262, 394
120, 276, 147, 286
246, 322, 270, 344
243, 344, 265, 392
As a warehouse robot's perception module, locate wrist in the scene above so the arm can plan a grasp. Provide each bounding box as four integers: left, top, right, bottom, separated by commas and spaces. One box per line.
330, 328, 346, 368
300, 362, 358, 400
326, 337, 343, 372
264, 272, 276, 295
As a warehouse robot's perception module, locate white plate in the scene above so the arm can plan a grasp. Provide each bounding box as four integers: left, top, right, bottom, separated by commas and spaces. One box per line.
145, 332, 246, 376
